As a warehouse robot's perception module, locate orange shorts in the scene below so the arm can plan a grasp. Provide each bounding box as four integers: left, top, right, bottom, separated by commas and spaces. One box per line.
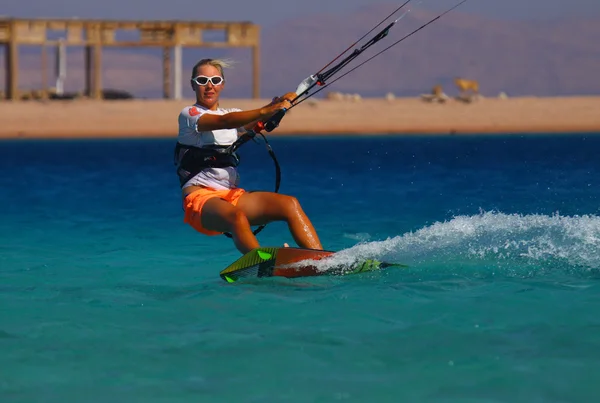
183, 187, 246, 236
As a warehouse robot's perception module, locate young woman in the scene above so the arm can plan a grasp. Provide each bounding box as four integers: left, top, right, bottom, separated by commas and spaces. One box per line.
176, 58, 323, 254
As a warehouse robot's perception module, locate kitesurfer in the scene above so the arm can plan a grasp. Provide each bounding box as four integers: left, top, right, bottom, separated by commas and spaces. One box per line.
175, 58, 323, 254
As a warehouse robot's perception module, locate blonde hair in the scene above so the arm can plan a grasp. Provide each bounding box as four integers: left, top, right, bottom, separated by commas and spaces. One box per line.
191, 58, 235, 79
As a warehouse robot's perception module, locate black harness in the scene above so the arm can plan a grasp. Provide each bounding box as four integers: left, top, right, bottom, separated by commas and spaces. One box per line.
174, 131, 281, 238
174, 143, 241, 188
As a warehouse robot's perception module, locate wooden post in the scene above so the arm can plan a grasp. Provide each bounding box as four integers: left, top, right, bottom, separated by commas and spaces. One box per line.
84, 45, 92, 97
173, 44, 182, 100
93, 44, 102, 99
41, 43, 48, 98
252, 44, 260, 99
2, 44, 8, 99
163, 46, 171, 99
55, 39, 67, 95
5, 21, 19, 100
84, 23, 102, 100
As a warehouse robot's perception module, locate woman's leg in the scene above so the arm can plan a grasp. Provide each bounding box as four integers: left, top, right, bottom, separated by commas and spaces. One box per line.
200, 197, 259, 254
236, 192, 323, 250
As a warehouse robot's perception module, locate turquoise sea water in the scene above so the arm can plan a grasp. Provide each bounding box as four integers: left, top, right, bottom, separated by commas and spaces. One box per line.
2, 134, 600, 402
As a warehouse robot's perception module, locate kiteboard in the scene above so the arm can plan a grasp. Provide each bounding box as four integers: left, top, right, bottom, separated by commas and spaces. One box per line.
219, 246, 407, 283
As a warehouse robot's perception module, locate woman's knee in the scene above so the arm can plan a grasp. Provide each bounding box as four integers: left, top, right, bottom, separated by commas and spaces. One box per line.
202, 204, 250, 233
223, 207, 251, 231
279, 195, 303, 218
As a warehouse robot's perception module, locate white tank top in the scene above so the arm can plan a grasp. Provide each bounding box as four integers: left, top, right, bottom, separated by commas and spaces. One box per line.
177, 104, 246, 190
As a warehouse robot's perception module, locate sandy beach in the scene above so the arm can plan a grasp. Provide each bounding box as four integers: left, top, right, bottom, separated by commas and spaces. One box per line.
0, 96, 599, 139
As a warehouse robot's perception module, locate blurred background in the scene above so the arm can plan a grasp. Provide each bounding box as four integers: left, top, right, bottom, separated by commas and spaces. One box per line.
1, 0, 599, 100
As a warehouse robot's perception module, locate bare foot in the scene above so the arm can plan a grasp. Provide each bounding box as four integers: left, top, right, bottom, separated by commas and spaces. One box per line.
283, 243, 289, 247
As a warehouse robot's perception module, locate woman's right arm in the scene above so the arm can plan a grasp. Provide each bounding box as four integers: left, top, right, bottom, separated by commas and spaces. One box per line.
196, 99, 292, 132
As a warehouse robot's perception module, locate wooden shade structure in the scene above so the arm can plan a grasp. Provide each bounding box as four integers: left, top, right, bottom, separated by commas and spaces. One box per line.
0, 18, 261, 100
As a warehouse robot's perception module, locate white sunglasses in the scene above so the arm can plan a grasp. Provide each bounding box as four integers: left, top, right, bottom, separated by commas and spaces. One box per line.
192, 75, 224, 86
